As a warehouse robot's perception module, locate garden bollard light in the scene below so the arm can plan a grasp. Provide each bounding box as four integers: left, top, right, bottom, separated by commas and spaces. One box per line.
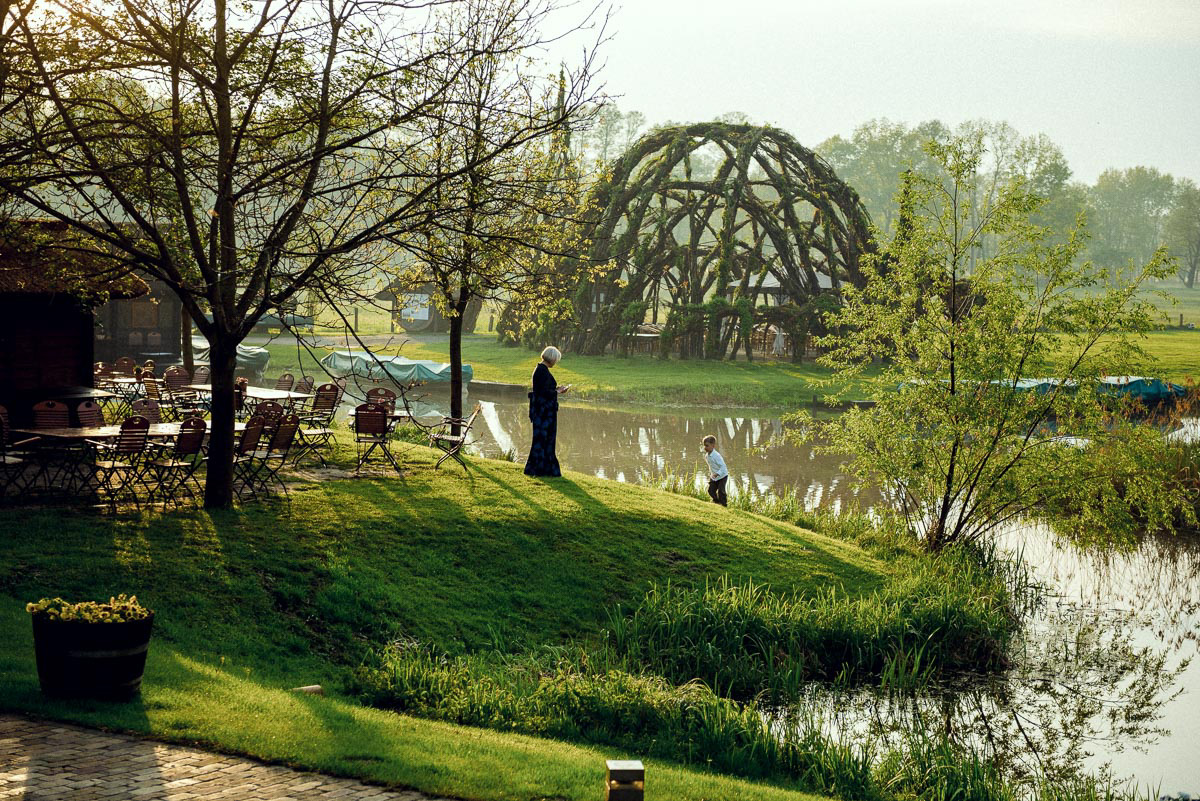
605, 760, 643, 801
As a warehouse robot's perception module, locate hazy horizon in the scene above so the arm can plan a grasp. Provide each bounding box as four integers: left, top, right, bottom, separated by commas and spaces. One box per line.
584, 0, 1200, 184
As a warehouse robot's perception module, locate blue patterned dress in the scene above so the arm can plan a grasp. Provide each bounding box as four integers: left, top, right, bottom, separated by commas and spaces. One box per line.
524, 362, 561, 477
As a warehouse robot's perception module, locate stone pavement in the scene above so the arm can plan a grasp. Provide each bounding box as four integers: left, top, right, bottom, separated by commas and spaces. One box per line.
0, 714, 450, 801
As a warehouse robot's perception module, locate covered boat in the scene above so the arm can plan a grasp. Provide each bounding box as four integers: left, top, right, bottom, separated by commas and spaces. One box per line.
1097, 376, 1187, 404
190, 337, 271, 378
319, 350, 472, 387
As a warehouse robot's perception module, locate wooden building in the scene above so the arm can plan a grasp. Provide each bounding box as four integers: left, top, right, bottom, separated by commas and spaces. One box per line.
0, 220, 147, 426
375, 281, 482, 334
95, 276, 183, 363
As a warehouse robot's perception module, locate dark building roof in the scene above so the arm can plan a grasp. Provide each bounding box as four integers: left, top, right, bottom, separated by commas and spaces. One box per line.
0, 219, 148, 301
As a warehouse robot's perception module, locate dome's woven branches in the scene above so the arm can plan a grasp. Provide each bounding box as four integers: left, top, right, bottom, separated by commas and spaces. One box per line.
567, 123, 875, 355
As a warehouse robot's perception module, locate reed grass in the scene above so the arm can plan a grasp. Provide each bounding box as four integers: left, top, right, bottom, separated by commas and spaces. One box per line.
605, 569, 1014, 702
353, 642, 873, 789
357, 642, 1150, 801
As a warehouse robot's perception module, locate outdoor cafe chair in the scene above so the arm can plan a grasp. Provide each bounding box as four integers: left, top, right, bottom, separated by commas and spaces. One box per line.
365, 387, 397, 412
293, 384, 339, 466
113, 356, 137, 376
245, 413, 300, 498
131, 398, 163, 424
192, 365, 211, 384
231, 417, 267, 502
147, 417, 207, 506
428, 403, 482, 471
87, 415, 151, 510
254, 400, 286, 432
162, 365, 191, 392
143, 359, 156, 373
273, 373, 295, 393
0, 408, 36, 501
354, 403, 400, 473
76, 400, 106, 427
294, 376, 315, 397
27, 400, 78, 492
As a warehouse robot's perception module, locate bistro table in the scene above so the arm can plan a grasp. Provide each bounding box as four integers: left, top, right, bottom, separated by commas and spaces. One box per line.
186, 384, 312, 403
13, 421, 246, 441
12, 422, 247, 498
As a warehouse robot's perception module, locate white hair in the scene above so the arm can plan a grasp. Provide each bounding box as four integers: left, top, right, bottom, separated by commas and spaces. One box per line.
540, 346, 561, 366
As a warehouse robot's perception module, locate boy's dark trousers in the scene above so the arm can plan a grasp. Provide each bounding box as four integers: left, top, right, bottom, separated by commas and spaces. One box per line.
707, 476, 728, 506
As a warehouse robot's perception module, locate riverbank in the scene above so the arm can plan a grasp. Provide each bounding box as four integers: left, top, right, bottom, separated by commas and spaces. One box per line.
262, 334, 878, 407
259, 328, 1200, 410
0, 441, 1018, 800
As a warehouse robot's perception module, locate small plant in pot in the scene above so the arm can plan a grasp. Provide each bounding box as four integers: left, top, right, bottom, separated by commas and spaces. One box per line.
26, 594, 155, 700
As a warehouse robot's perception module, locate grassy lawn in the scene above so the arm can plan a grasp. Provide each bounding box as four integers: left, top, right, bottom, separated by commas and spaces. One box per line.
0, 445, 884, 800
265, 334, 873, 408
262, 325, 1200, 411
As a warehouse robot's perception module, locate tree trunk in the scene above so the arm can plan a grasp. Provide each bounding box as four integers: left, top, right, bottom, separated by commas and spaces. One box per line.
181, 308, 194, 376
448, 297, 468, 436
203, 337, 239, 509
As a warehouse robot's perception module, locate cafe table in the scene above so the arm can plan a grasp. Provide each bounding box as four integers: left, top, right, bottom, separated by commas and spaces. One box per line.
186, 384, 313, 402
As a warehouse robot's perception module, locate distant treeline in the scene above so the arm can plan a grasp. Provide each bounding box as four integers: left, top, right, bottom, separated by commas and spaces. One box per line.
573, 107, 1200, 288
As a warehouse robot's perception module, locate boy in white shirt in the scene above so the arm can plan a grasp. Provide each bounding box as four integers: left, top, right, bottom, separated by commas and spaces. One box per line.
702, 435, 728, 506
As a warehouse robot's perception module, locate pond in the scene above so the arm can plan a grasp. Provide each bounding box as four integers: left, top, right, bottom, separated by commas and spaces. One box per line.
462, 396, 1200, 792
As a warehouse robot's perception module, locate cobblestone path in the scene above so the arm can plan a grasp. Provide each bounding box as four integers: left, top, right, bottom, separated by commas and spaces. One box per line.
0, 714, 450, 801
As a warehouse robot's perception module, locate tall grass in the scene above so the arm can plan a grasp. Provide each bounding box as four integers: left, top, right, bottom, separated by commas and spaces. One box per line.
605, 569, 1014, 702
357, 642, 1152, 801
354, 642, 875, 791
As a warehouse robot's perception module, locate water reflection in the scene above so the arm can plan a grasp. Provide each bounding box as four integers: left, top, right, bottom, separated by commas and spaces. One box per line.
467, 399, 872, 512
457, 399, 1200, 791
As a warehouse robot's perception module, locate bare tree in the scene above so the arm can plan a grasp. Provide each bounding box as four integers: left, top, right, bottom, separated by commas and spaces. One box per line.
0, 0, 600, 506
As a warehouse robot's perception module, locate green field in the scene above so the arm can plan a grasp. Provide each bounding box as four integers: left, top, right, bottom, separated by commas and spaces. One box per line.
1, 444, 895, 800
261, 325, 1200, 413
264, 333, 873, 407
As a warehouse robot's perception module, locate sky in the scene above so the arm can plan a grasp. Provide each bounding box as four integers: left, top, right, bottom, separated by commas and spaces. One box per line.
567, 0, 1200, 185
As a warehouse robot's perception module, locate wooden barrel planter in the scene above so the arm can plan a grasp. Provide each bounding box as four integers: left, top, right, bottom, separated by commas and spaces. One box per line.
32, 613, 154, 700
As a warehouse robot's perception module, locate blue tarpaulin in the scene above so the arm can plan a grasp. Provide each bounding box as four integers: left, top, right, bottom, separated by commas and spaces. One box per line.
319, 350, 472, 386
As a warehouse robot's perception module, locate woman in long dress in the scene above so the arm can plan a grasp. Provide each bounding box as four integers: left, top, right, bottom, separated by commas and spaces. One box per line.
524, 346, 568, 476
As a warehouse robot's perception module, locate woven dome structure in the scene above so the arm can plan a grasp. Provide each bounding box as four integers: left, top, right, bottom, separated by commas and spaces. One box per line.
566, 123, 874, 356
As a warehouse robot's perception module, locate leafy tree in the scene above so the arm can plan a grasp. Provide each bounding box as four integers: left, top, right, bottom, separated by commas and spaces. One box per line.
817, 118, 950, 235
0, 0, 588, 507
1087, 166, 1176, 269
1165, 179, 1200, 288
392, 0, 598, 429
790, 135, 1192, 551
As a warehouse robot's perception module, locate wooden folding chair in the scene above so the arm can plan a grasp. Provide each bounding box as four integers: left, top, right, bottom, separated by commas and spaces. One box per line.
131, 398, 163, 424
232, 417, 267, 502
294, 383, 339, 467
254, 400, 286, 433
273, 373, 295, 393
28, 400, 76, 492
147, 418, 207, 506
428, 404, 481, 470
76, 400, 106, 427
87, 416, 151, 510
365, 387, 397, 412
246, 413, 300, 497
354, 403, 400, 473
0, 408, 36, 502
